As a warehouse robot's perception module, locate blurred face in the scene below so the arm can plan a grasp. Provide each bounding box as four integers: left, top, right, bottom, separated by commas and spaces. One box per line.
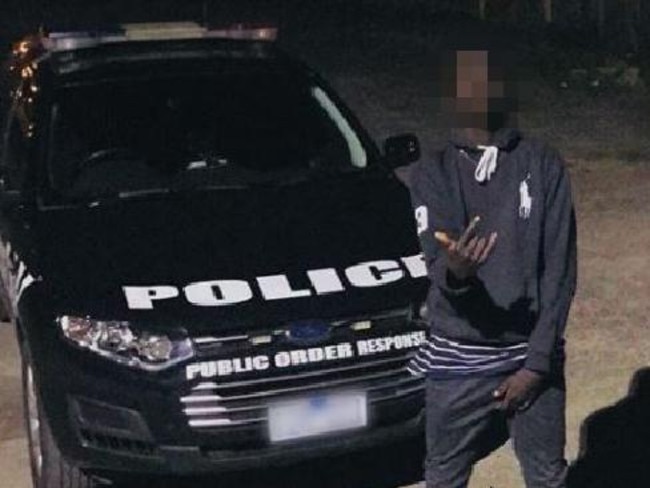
438, 49, 510, 130
456, 50, 499, 113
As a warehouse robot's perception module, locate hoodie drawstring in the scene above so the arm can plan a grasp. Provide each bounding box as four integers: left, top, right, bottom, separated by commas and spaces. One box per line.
474, 145, 499, 182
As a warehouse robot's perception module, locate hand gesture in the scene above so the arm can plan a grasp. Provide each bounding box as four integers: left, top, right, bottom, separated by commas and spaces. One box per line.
434, 216, 498, 280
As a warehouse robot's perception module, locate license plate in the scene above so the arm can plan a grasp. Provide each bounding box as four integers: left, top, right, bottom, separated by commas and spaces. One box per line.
268, 391, 367, 443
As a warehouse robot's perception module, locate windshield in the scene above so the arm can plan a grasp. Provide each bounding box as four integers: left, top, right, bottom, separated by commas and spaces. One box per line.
48, 68, 372, 200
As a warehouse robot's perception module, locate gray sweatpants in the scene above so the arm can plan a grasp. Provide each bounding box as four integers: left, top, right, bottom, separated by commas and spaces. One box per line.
424, 372, 567, 488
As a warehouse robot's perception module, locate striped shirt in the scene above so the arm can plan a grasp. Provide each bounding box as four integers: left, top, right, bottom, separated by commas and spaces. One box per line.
407, 333, 528, 379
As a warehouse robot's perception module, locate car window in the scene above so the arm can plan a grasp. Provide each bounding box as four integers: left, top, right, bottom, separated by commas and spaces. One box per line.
48, 69, 373, 200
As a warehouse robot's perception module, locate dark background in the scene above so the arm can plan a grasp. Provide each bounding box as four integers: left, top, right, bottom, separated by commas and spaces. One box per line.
3, 0, 650, 160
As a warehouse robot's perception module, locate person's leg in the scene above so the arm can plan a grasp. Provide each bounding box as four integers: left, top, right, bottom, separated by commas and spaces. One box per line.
425, 374, 509, 488
509, 374, 568, 488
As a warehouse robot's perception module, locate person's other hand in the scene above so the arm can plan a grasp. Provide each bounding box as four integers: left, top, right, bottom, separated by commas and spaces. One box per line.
434, 216, 498, 281
493, 368, 544, 412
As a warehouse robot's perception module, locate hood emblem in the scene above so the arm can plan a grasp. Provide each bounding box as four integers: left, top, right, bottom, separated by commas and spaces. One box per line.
285, 320, 331, 346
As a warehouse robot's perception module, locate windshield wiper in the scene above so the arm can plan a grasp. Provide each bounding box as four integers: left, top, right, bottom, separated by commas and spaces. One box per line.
78, 148, 140, 169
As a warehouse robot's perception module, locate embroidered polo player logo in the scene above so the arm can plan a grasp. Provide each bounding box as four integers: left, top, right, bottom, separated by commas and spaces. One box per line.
519, 174, 532, 219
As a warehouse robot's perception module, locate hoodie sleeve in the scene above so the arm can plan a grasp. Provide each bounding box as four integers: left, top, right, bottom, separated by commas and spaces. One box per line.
407, 160, 473, 296
525, 149, 578, 374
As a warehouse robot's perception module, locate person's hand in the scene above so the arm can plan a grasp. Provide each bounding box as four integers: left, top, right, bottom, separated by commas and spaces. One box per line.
493, 368, 544, 412
434, 216, 498, 281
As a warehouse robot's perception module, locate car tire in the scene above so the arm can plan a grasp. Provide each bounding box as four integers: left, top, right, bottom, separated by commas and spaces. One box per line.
21, 352, 104, 488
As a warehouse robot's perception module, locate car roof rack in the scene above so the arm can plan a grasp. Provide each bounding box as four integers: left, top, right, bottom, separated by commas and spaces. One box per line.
15, 22, 278, 55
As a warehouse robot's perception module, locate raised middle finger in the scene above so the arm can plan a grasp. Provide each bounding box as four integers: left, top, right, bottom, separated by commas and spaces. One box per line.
457, 215, 481, 248
471, 237, 486, 261
461, 237, 478, 258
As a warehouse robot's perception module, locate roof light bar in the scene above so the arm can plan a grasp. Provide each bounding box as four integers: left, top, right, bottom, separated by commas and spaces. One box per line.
122, 22, 207, 41
39, 22, 278, 53
206, 25, 278, 42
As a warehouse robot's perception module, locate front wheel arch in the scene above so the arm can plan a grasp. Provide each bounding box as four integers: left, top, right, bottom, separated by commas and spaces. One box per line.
20, 336, 106, 488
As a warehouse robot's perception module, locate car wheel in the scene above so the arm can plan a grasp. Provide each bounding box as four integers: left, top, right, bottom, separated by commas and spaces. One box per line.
22, 354, 104, 488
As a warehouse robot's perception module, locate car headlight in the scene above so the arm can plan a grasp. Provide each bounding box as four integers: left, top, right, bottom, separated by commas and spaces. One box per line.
58, 316, 194, 371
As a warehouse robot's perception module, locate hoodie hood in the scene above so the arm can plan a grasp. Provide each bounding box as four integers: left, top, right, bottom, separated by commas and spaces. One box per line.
449, 127, 521, 152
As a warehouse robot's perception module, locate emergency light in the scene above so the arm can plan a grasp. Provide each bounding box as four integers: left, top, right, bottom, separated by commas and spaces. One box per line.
31, 22, 278, 53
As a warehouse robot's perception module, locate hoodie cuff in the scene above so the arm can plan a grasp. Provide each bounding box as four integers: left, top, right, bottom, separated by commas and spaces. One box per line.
524, 350, 551, 375
439, 270, 475, 296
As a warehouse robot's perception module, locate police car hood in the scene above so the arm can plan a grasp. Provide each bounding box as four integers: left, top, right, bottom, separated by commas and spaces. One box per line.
31, 172, 426, 330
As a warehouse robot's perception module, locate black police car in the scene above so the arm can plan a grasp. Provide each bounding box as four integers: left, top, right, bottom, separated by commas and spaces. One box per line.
0, 22, 428, 487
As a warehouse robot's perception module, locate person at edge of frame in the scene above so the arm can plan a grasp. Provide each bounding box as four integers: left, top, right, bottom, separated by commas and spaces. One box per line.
397, 25, 578, 488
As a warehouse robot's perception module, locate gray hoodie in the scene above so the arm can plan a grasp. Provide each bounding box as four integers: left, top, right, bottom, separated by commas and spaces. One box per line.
406, 129, 577, 375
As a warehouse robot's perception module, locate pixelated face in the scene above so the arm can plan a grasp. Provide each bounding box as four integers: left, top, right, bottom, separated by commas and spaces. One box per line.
455, 50, 504, 113
438, 49, 515, 129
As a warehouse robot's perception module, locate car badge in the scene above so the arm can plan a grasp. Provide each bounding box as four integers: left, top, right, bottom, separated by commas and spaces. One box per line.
285, 320, 331, 346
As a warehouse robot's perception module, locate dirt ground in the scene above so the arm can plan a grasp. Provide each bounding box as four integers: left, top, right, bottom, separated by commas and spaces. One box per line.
466, 158, 650, 487
1, 160, 648, 488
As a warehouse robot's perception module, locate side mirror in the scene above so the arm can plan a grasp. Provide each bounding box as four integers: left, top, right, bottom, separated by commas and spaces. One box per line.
383, 133, 420, 168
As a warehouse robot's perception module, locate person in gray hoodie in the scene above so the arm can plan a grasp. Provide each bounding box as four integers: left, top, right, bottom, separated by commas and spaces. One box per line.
404, 30, 577, 488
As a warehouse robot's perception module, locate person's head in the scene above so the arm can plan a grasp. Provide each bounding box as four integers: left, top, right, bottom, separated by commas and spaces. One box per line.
434, 23, 524, 132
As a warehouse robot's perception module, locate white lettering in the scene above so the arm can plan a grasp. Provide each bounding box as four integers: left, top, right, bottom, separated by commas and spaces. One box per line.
357, 340, 370, 356
289, 349, 309, 365
123, 256, 427, 309
401, 254, 428, 278
275, 351, 291, 368
273, 343, 354, 368
123, 286, 180, 310
184, 280, 253, 307
307, 268, 345, 294
345, 260, 404, 288
307, 348, 324, 361
186, 334, 427, 380
337, 343, 353, 358
185, 355, 270, 380
254, 355, 270, 371
256, 275, 312, 300
415, 206, 428, 235
323, 345, 339, 360
355, 332, 426, 356
186, 363, 202, 380
202, 362, 217, 378
232, 357, 252, 374
216, 359, 233, 376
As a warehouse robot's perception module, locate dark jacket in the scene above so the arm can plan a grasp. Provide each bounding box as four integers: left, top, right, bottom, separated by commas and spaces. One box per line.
405, 130, 577, 374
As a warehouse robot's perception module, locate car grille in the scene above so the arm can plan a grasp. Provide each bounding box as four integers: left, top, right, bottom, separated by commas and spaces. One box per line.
190, 308, 410, 356
181, 309, 425, 430
79, 429, 158, 457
